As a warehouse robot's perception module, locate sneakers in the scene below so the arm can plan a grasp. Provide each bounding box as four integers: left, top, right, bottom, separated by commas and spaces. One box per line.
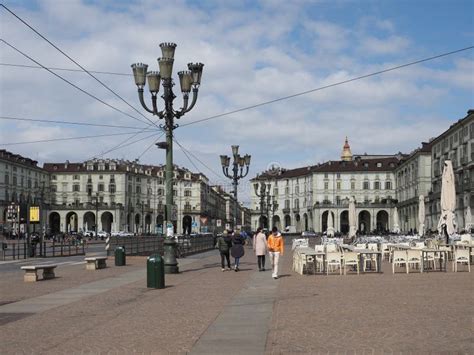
221, 268, 225, 272
262, 268, 265, 271
273, 275, 278, 279
227, 267, 231, 271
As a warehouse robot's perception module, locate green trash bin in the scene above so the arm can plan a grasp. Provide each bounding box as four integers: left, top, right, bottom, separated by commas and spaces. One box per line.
147, 254, 165, 289
115, 246, 126, 266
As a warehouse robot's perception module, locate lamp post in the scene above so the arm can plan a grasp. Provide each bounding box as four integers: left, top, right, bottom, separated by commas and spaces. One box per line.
220, 146, 251, 228
95, 192, 99, 239
268, 195, 279, 229
132, 42, 203, 274
254, 182, 271, 229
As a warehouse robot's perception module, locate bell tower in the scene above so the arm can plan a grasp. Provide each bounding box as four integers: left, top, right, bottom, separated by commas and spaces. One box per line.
341, 137, 353, 161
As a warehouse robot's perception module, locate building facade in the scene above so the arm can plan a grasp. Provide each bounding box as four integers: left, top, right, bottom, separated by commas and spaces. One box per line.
427, 110, 474, 232
0, 150, 50, 235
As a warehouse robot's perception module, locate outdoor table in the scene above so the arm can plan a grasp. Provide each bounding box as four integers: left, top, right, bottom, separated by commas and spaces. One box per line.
353, 248, 383, 273
420, 248, 448, 272
294, 247, 326, 275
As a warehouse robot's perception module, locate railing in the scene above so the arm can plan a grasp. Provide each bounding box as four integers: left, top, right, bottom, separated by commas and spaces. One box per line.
1, 239, 85, 260
107, 234, 216, 257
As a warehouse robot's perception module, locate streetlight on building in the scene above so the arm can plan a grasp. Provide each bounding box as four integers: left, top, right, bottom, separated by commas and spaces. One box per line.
131, 42, 203, 274
220, 146, 251, 228
254, 182, 271, 228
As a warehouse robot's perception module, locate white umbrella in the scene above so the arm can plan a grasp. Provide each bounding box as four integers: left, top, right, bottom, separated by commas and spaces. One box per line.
349, 196, 357, 238
392, 207, 400, 234
437, 160, 457, 238
327, 211, 335, 237
465, 205, 472, 232
418, 195, 425, 237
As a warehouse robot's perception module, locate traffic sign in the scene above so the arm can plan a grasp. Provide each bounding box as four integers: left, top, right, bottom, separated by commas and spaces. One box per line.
216, 219, 222, 227
29, 206, 40, 223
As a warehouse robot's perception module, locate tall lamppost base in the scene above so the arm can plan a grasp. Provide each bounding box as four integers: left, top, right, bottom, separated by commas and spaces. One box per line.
163, 237, 179, 274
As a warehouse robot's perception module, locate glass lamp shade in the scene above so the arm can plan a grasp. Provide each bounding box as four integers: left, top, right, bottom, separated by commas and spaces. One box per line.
187, 62, 204, 85
158, 57, 174, 79
159, 42, 177, 59
231, 145, 239, 157
226, 157, 231, 167
238, 157, 245, 167
146, 71, 161, 93
131, 63, 148, 87
177, 70, 193, 93
244, 154, 251, 166
220, 155, 229, 167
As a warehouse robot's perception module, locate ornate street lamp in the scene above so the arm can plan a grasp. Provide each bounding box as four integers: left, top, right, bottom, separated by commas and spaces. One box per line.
254, 182, 271, 228
132, 43, 203, 274
220, 146, 251, 228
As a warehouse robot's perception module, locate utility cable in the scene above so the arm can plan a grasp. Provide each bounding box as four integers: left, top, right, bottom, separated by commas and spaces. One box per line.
180, 45, 474, 127
0, 62, 131, 76
137, 132, 165, 160
172, 136, 223, 180
0, 131, 146, 146
1, 4, 160, 130
0, 115, 158, 130
93, 130, 163, 159
1, 39, 151, 128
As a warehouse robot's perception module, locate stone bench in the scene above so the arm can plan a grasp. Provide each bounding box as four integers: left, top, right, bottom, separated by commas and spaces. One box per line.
85, 256, 108, 270
21, 265, 57, 282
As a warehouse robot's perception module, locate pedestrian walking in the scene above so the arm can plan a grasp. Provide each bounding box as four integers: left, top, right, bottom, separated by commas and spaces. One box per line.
216, 231, 232, 271
231, 230, 245, 271
253, 227, 268, 271
267, 227, 284, 279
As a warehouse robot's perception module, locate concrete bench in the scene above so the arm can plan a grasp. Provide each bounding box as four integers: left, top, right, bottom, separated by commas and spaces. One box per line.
21, 265, 57, 282
85, 256, 108, 270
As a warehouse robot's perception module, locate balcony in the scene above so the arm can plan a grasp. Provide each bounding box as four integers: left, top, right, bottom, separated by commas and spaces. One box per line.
292, 208, 300, 213
282, 207, 290, 214
460, 156, 468, 165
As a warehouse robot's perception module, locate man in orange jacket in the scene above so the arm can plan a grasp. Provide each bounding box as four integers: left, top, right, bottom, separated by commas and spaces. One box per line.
267, 226, 284, 279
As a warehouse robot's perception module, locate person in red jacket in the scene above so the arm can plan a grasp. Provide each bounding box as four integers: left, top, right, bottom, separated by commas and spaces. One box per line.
267, 227, 284, 279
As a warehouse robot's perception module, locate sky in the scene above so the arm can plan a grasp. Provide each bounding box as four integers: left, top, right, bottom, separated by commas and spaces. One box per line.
0, 0, 473, 205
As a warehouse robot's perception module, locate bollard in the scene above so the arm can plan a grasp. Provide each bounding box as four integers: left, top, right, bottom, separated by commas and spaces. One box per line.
147, 254, 165, 289
115, 246, 126, 266
105, 236, 110, 255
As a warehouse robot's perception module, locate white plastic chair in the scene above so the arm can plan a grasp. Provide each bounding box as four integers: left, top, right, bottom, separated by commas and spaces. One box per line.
326, 244, 338, 253
453, 248, 471, 272
326, 252, 342, 275
342, 252, 359, 275
356, 243, 366, 249
407, 250, 422, 273
392, 250, 408, 274
381, 243, 390, 261
412, 242, 425, 250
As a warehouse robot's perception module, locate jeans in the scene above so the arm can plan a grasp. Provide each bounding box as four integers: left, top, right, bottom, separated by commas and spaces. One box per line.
257, 255, 266, 270
269, 251, 280, 277
234, 257, 240, 268
220, 251, 230, 269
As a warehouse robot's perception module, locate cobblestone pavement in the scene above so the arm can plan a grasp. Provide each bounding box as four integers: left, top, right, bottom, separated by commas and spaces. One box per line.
266, 254, 474, 354
0, 249, 257, 354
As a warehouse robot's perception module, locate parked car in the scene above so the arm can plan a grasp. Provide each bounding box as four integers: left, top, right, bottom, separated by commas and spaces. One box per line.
301, 230, 317, 238
97, 231, 109, 238
114, 231, 134, 237
84, 230, 95, 237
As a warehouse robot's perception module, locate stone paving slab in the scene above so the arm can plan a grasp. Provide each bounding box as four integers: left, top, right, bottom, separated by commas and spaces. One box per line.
191, 269, 278, 355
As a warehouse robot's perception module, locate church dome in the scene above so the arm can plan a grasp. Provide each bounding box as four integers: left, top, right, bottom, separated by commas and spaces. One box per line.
341, 137, 353, 161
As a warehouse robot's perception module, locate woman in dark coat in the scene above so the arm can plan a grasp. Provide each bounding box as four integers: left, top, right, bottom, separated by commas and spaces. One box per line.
230, 230, 245, 271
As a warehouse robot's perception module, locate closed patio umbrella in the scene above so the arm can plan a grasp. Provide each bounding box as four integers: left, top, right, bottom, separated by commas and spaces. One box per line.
327, 211, 335, 237
418, 195, 425, 237
392, 207, 400, 234
349, 196, 357, 238
437, 160, 457, 243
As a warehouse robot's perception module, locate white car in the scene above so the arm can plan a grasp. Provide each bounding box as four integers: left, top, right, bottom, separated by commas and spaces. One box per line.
97, 231, 109, 238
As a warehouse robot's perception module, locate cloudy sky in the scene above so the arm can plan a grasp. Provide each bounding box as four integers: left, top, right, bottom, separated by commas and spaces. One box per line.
0, 0, 473, 203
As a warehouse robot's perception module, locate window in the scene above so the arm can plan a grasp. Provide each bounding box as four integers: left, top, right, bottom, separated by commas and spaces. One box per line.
99, 175, 103, 180
73, 184, 80, 192
184, 190, 192, 197
336, 196, 341, 205
374, 196, 380, 203
109, 184, 116, 193
351, 181, 355, 190
52, 175, 57, 180
363, 181, 369, 190
385, 181, 392, 190
136, 186, 141, 194
336, 173, 341, 178
4, 174, 9, 184
158, 188, 164, 196
374, 181, 380, 190
324, 182, 329, 190
294, 199, 299, 209
98, 184, 104, 192
173, 190, 177, 197
73, 175, 80, 180
13, 176, 17, 185
284, 200, 290, 209
295, 186, 299, 194
285, 187, 289, 195
324, 173, 328, 178
273, 187, 278, 196
51, 185, 57, 192
336, 181, 341, 190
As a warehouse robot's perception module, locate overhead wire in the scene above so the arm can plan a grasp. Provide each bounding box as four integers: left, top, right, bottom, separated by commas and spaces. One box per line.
137, 132, 165, 160
0, 62, 131, 76
92, 131, 163, 160
180, 45, 474, 127
0, 130, 148, 146
0, 4, 160, 130
0, 115, 158, 130
1, 38, 152, 128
